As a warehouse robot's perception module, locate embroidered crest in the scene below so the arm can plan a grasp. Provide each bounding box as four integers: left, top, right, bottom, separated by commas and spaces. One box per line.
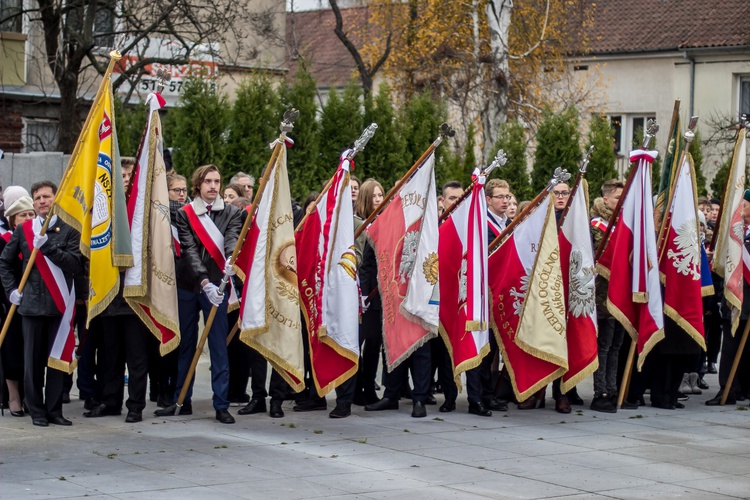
458, 258, 468, 302
732, 221, 745, 243
568, 250, 595, 318
422, 252, 438, 285
668, 218, 701, 280
338, 246, 357, 280
398, 230, 419, 283
509, 269, 531, 316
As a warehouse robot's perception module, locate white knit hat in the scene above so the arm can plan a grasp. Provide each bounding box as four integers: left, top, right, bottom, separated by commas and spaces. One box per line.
3, 185, 30, 212
5, 195, 34, 219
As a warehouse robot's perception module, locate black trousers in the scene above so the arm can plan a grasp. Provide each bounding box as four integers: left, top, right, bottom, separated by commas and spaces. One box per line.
718, 318, 750, 397
705, 311, 722, 365
650, 351, 691, 407
432, 338, 458, 404
227, 309, 250, 400
22, 315, 65, 420
479, 335, 498, 401
383, 342, 431, 403
358, 307, 382, 401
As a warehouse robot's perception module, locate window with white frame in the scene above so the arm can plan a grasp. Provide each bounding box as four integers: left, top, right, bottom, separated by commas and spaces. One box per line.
24, 118, 59, 152
740, 76, 750, 120
606, 113, 656, 155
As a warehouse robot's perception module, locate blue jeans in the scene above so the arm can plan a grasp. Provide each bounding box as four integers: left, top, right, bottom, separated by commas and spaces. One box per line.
174, 288, 230, 410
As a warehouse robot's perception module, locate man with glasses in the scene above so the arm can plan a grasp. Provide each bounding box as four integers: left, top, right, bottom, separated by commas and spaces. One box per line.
486, 179, 512, 238
230, 172, 255, 200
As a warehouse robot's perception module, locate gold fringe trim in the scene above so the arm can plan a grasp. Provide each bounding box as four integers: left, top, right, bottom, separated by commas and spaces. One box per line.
123, 283, 147, 298
701, 285, 715, 297
606, 299, 638, 343
465, 320, 487, 331
227, 300, 239, 313
632, 291, 648, 303
637, 327, 665, 371
240, 327, 305, 393
515, 336, 569, 372
86, 276, 120, 326
384, 329, 438, 373
311, 325, 361, 397
560, 357, 598, 394
597, 263, 610, 281
125, 297, 181, 356
725, 290, 742, 337
47, 356, 77, 375
663, 304, 707, 352
437, 322, 492, 392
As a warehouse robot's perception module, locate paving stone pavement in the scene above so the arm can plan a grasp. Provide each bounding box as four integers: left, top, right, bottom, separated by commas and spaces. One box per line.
2, 357, 750, 499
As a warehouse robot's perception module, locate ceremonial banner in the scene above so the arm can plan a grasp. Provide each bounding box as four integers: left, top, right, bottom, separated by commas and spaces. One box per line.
598, 150, 664, 368
654, 110, 682, 229
438, 169, 490, 385
123, 92, 180, 355
713, 131, 747, 335
53, 70, 132, 322
366, 152, 439, 370
559, 181, 598, 393
236, 145, 304, 391
489, 196, 568, 400
296, 153, 360, 395
659, 153, 705, 349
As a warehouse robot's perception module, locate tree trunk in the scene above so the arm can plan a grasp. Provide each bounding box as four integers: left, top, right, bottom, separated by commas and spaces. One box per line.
56, 72, 82, 153
483, 0, 513, 160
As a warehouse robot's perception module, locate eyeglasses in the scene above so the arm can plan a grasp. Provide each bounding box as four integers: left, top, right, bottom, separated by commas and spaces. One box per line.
552, 190, 570, 198
170, 188, 188, 194
489, 195, 512, 200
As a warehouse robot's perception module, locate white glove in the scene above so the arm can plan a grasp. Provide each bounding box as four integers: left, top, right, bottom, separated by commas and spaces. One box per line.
223, 260, 236, 277
360, 295, 370, 314
9, 289, 22, 306
33, 233, 48, 249
202, 282, 224, 307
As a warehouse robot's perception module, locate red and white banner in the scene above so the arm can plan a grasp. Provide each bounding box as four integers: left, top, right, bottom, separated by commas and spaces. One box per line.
559, 180, 599, 393
489, 195, 568, 401
123, 92, 180, 355
235, 144, 304, 392
659, 153, 705, 349
439, 169, 490, 384
25, 218, 77, 373
296, 153, 360, 395
598, 149, 664, 368
713, 132, 747, 335
366, 152, 439, 370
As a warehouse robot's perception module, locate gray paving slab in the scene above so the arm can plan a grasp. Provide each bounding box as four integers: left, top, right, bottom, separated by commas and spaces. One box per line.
2, 360, 749, 499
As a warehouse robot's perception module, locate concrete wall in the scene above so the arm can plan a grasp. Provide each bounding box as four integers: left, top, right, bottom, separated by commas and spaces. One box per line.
0, 152, 71, 192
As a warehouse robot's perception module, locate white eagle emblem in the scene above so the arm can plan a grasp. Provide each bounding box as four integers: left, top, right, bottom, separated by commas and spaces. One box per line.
568, 250, 595, 318
732, 221, 745, 243
667, 218, 700, 280
398, 230, 419, 283
458, 258, 468, 302
509, 269, 531, 316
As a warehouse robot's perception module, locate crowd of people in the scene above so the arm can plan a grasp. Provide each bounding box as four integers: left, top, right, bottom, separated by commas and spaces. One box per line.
1, 158, 748, 427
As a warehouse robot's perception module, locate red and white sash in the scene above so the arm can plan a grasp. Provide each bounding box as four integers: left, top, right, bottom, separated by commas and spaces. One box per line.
171, 224, 181, 257
487, 211, 504, 238
25, 218, 77, 372
0, 222, 11, 243
182, 202, 238, 305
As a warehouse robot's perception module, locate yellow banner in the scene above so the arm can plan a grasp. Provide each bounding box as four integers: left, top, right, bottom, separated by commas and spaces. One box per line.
54, 73, 132, 322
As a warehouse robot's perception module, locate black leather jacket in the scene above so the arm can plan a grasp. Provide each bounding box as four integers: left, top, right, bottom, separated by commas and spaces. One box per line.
0, 218, 84, 316
174, 198, 243, 292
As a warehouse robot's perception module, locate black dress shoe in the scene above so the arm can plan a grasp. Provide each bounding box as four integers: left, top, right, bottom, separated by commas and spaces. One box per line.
269, 400, 284, 418
32, 417, 49, 427
365, 398, 399, 411
84, 403, 121, 418
10, 408, 25, 417
651, 401, 675, 410
425, 394, 437, 405
329, 404, 351, 418
49, 415, 72, 426
157, 394, 173, 408
706, 393, 736, 406
292, 399, 326, 412
154, 402, 192, 416
412, 401, 427, 418
673, 402, 685, 409
697, 378, 710, 390
567, 390, 584, 406
555, 395, 572, 414
62, 393, 71, 404
620, 400, 639, 410
238, 398, 267, 415
468, 402, 492, 417
125, 410, 143, 423
84, 397, 100, 411
708, 362, 718, 374
484, 398, 508, 411
439, 401, 456, 413
215, 409, 235, 424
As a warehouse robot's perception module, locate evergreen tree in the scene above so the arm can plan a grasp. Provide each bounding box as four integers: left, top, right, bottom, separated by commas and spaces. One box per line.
114, 98, 148, 157
318, 81, 364, 185
531, 107, 581, 192
170, 78, 230, 177
225, 77, 282, 184
585, 114, 618, 199
281, 67, 322, 201
689, 130, 708, 196
490, 120, 533, 201
361, 84, 407, 187
710, 158, 731, 199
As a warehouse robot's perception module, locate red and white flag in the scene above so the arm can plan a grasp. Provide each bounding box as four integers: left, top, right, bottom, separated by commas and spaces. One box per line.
558, 180, 599, 393
489, 195, 568, 401
438, 169, 491, 384
296, 153, 360, 395
713, 131, 747, 335
235, 144, 304, 392
659, 153, 705, 349
598, 149, 664, 368
365, 151, 439, 370
123, 92, 180, 355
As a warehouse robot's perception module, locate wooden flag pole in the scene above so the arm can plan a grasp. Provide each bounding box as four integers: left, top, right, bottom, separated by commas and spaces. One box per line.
353, 123, 455, 240
294, 123, 378, 232
171, 110, 299, 413
0, 51, 122, 351
438, 150, 508, 223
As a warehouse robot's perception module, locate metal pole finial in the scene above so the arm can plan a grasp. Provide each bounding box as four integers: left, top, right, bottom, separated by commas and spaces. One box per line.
350, 123, 378, 157
155, 69, 172, 94
547, 167, 571, 191
742, 114, 750, 130
642, 119, 660, 149
483, 149, 508, 176
684, 116, 699, 144
280, 109, 299, 133
580, 145, 594, 174
433, 123, 456, 148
